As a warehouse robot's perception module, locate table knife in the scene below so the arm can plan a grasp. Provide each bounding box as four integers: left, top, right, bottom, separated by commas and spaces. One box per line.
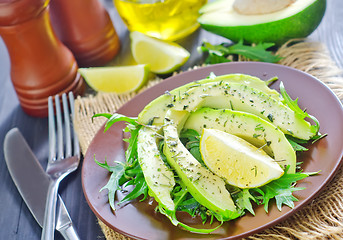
4, 128, 80, 240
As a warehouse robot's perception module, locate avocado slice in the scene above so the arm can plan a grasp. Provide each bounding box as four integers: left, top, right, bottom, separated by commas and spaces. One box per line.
138, 73, 281, 126
198, 0, 326, 45
171, 81, 315, 140
184, 108, 296, 173
137, 126, 175, 212
163, 109, 240, 221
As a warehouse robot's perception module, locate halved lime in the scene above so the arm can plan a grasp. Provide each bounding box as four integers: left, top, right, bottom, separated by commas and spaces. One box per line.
130, 31, 190, 74
200, 128, 284, 188
78, 64, 149, 94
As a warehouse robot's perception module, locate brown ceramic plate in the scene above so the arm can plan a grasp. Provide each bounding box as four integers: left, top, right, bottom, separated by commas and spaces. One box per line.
82, 62, 343, 240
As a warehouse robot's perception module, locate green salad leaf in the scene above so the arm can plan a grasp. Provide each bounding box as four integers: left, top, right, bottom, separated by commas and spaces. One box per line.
279, 82, 320, 137
286, 135, 309, 152
232, 188, 257, 216
94, 159, 124, 210
252, 166, 314, 212
180, 129, 202, 163
94, 113, 148, 210
198, 40, 282, 64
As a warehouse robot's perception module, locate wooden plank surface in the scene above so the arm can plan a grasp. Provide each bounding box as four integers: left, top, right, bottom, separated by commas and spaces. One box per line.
0, 0, 342, 239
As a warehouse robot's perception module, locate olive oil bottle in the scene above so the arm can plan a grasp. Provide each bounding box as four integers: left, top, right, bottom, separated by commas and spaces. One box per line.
114, 0, 207, 41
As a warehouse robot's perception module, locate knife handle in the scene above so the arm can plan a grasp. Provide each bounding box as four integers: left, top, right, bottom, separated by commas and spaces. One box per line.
56, 196, 80, 240
59, 223, 80, 240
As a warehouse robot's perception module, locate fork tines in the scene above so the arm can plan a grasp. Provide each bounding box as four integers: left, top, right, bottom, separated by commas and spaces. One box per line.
48, 92, 79, 163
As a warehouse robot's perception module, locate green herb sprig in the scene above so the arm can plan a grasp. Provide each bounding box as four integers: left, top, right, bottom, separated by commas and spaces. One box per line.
93, 113, 148, 210
198, 40, 283, 64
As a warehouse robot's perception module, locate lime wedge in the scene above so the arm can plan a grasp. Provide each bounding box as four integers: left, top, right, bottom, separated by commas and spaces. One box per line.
200, 128, 284, 188
130, 31, 190, 74
78, 64, 149, 94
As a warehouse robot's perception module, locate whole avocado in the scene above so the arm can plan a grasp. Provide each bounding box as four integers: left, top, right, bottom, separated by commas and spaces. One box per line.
198, 0, 326, 46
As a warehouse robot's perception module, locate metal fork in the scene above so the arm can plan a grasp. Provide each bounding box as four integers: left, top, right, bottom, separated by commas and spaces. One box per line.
41, 92, 80, 240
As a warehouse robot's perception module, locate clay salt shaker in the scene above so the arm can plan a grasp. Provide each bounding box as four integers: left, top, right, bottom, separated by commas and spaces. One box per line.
49, 0, 120, 67
0, 0, 85, 117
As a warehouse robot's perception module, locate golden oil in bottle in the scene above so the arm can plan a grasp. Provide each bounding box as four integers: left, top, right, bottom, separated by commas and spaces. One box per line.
114, 0, 207, 41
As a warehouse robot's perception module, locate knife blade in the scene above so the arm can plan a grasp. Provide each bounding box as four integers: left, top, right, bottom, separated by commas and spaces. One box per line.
4, 128, 80, 240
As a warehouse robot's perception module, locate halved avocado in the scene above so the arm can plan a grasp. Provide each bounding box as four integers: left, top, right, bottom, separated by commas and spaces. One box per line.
198, 0, 326, 45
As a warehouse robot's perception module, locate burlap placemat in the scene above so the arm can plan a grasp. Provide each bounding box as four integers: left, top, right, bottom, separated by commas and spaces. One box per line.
74, 39, 343, 240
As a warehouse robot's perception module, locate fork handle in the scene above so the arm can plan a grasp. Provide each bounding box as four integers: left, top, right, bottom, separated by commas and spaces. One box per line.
42, 180, 59, 240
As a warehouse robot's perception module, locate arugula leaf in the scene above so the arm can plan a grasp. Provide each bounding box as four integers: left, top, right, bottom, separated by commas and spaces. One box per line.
93, 112, 138, 132
228, 40, 282, 63
95, 159, 125, 210
199, 40, 282, 64
120, 171, 149, 204
232, 188, 257, 216
180, 129, 203, 164
279, 82, 320, 136
123, 124, 142, 164
253, 166, 315, 212
93, 113, 147, 209
158, 205, 223, 234
286, 135, 309, 152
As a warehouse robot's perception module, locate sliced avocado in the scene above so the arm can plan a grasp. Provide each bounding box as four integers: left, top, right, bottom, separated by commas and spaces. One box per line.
163, 109, 240, 221
138, 74, 281, 126
170, 81, 315, 140
184, 108, 296, 173
137, 126, 175, 212
198, 0, 326, 45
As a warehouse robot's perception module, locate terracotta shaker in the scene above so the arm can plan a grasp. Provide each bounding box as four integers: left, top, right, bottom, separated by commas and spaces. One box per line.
49, 0, 120, 67
0, 0, 85, 117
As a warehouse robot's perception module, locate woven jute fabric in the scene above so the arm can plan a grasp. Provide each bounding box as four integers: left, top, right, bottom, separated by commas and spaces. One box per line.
74, 39, 343, 240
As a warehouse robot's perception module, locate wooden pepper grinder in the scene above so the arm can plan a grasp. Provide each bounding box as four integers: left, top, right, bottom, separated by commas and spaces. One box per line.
0, 0, 85, 117
49, 0, 121, 67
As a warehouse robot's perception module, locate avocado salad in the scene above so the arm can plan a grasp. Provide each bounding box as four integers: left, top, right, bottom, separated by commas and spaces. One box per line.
93, 73, 323, 233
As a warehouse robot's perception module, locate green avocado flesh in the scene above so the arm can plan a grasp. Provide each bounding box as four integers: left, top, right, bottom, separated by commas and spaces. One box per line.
198, 0, 326, 45
138, 74, 316, 140
138, 73, 281, 126
184, 108, 296, 173
137, 127, 175, 211
163, 110, 240, 220
144, 78, 315, 140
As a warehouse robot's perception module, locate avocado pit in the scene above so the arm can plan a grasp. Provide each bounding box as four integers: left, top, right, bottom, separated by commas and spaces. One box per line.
233, 0, 295, 15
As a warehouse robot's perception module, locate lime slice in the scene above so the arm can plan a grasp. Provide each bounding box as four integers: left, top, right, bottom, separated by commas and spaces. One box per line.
200, 128, 284, 188
130, 31, 190, 74
78, 64, 149, 94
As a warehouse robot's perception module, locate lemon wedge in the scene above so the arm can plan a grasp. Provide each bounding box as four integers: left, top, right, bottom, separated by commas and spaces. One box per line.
130, 31, 190, 74
78, 64, 149, 94
200, 128, 284, 188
